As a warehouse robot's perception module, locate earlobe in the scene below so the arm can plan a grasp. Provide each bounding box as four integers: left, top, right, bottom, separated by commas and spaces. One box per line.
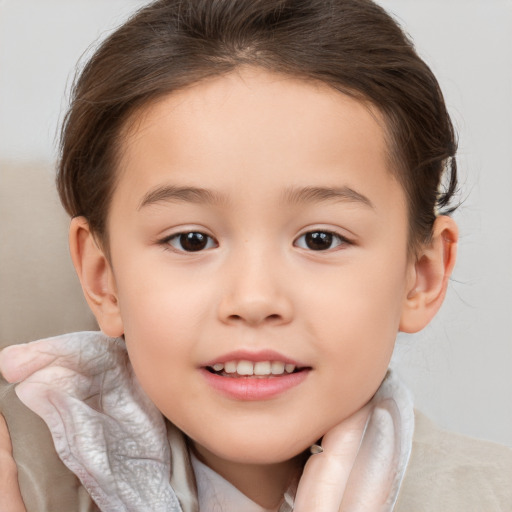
69, 217, 124, 337
399, 216, 458, 333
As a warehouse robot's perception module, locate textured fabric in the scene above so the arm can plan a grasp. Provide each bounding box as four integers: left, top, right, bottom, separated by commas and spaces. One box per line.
0, 378, 99, 512
191, 453, 280, 512
192, 372, 415, 512
293, 371, 414, 512
192, 448, 298, 512
0, 332, 182, 512
0, 332, 413, 511
1, 332, 511, 511
166, 421, 200, 512
0, 377, 197, 512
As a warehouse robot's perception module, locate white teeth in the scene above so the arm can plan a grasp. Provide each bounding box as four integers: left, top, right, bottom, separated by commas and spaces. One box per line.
285, 364, 296, 374
271, 361, 285, 375
237, 360, 254, 376
254, 361, 271, 375
224, 361, 237, 373
211, 360, 298, 376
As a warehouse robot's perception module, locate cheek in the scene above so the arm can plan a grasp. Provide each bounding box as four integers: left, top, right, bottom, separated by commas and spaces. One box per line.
116, 254, 216, 336
306, 258, 408, 336
114, 272, 208, 392
109, 245, 223, 406
121, 300, 205, 429
302, 254, 408, 395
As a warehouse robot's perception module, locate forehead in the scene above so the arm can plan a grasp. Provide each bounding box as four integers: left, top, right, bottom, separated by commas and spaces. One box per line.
114, 68, 403, 214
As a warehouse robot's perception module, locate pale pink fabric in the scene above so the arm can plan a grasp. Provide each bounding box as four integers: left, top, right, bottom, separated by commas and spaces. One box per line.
0, 332, 181, 512
0, 331, 414, 512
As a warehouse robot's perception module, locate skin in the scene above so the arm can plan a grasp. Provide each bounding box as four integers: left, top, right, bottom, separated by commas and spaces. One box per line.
0, 414, 25, 512
1, 67, 458, 509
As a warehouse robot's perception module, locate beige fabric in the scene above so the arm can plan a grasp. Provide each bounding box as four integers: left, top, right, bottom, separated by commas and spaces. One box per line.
1, 378, 511, 512
395, 411, 512, 511
0, 161, 97, 348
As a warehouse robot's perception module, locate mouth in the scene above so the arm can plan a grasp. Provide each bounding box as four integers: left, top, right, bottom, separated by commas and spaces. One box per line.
201, 354, 311, 400
205, 359, 306, 378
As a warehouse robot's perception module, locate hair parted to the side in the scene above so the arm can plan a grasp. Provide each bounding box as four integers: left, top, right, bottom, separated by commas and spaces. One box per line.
57, 0, 458, 252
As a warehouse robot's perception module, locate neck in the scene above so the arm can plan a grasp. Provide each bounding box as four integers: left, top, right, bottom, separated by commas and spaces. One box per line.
191, 443, 307, 509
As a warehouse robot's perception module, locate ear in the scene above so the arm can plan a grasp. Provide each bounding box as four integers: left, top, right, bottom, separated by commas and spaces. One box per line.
69, 217, 124, 337
399, 215, 458, 333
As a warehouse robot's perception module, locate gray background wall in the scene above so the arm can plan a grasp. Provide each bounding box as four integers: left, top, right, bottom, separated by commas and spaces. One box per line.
0, 0, 510, 447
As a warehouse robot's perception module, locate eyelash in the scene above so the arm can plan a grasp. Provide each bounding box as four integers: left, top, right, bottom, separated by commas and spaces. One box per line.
160, 230, 351, 253
162, 232, 218, 253
293, 230, 351, 251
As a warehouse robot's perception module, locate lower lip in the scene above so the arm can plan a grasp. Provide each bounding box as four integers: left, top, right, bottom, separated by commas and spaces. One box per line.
200, 368, 310, 401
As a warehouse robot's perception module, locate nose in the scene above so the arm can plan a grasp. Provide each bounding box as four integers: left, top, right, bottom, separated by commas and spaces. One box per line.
217, 248, 294, 327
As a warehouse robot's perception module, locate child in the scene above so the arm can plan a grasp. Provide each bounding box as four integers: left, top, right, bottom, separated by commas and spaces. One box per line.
0, 0, 511, 510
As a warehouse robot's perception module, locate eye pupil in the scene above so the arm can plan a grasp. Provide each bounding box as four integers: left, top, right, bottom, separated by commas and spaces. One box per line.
180, 232, 208, 251
305, 232, 333, 250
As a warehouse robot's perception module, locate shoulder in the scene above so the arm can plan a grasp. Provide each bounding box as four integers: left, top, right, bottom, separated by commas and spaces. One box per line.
395, 410, 512, 512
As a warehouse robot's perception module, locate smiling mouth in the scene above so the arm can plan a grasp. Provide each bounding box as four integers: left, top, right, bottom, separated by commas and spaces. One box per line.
205, 360, 307, 378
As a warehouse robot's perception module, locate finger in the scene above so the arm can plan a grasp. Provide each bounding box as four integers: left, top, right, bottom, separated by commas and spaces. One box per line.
293, 405, 371, 512
0, 332, 114, 383
0, 341, 61, 383
0, 414, 26, 512
339, 405, 399, 511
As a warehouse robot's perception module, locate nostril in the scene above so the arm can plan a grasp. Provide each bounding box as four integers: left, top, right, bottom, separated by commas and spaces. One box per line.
226, 313, 282, 325
219, 295, 293, 326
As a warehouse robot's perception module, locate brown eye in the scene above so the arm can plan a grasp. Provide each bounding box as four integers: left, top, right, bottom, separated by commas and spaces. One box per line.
295, 231, 345, 251
168, 232, 216, 252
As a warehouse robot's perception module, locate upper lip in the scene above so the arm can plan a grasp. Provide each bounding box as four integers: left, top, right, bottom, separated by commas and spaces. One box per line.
202, 349, 307, 368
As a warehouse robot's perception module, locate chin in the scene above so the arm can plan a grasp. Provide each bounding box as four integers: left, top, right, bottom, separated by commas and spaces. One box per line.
191, 428, 314, 466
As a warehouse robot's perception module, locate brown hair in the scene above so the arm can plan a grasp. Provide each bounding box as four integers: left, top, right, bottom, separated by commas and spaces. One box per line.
57, 0, 457, 251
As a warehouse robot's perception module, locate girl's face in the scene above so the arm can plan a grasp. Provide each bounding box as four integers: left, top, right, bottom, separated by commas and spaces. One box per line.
106, 68, 416, 466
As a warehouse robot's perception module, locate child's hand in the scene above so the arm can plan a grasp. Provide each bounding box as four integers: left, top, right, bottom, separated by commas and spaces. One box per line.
0, 414, 26, 512
293, 405, 371, 511
292, 395, 408, 512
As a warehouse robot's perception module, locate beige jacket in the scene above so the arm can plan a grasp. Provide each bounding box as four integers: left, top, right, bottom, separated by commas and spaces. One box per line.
1, 379, 511, 512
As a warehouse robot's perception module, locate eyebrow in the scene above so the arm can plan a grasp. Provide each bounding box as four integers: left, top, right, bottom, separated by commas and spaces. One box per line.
138, 184, 374, 210
138, 185, 228, 209
281, 186, 374, 209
